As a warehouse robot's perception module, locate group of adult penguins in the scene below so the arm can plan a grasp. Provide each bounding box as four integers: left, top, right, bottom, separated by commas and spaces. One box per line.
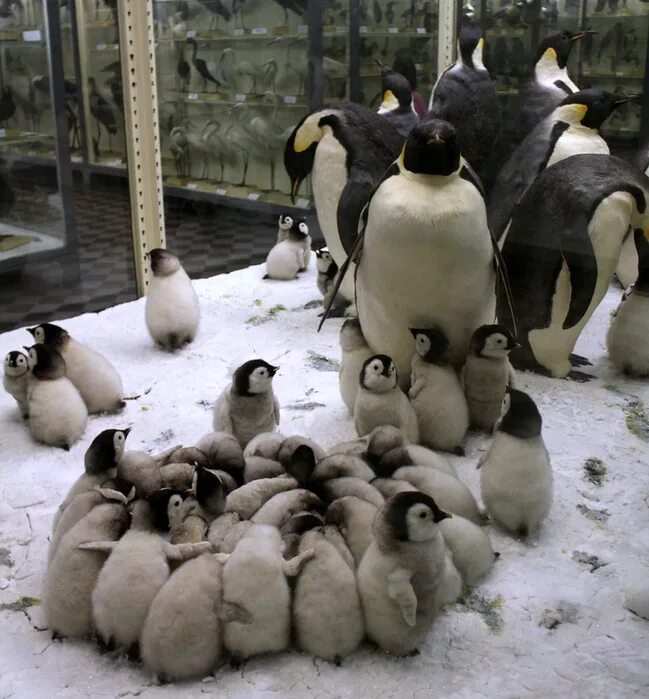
285, 23, 649, 382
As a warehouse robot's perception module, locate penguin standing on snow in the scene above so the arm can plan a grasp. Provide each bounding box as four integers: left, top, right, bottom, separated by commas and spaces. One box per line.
284, 103, 403, 306
3, 350, 29, 418
264, 218, 311, 280
517, 29, 595, 140
375, 60, 419, 139
607, 228, 649, 377
489, 89, 631, 242
330, 119, 498, 388
428, 24, 501, 180
498, 154, 649, 380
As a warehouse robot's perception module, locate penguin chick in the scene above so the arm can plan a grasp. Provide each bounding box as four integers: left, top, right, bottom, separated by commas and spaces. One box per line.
278, 435, 326, 467
243, 456, 285, 482
366, 425, 408, 463
25, 344, 87, 450
276, 213, 294, 242
315, 246, 340, 305
89, 500, 211, 654
195, 431, 245, 474
339, 318, 374, 415
311, 453, 375, 483
160, 462, 195, 490
293, 529, 364, 664
219, 520, 254, 553
117, 450, 162, 498
193, 466, 227, 519
438, 550, 463, 607
408, 327, 469, 455
265, 218, 311, 280
326, 495, 378, 566
251, 489, 324, 527
461, 324, 518, 431
160, 446, 209, 468
326, 435, 370, 458
213, 360, 280, 449
438, 515, 499, 587
479, 389, 552, 538
377, 444, 457, 478
354, 355, 419, 442
319, 477, 385, 509
357, 492, 451, 656
225, 476, 298, 520
370, 478, 417, 499
3, 350, 29, 418
144, 248, 200, 351
141, 553, 228, 682
207, 511, 241, 551
44, 502, 129, 638
222, 524, 314, 663
286, 216, 312, 269
28, 323, 124, 414
243, 431, 286, 461
607, 228, 649, 377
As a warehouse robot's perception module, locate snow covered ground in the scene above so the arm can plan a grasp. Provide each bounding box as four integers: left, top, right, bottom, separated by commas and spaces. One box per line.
0, 263, 648, 699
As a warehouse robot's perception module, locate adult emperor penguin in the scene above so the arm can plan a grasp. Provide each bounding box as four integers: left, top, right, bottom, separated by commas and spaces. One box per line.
334, 119, 497, 388
489, 89, 631, 241
497, 153, 649, 379
518, 29, 595, 140
284, 102, 403, 304
375, 60, 419, 139
428, 23, 501, 180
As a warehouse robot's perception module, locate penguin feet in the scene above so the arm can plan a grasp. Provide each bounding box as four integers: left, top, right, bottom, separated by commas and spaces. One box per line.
263, 274, 270, 279
94, 632, 115, 653
229, 656, 243, 670
567, 370, 596, 383
333, 654, 342, 667
570, 353, 593, 367
60, 442, 71, 451
51, 631, 63, 642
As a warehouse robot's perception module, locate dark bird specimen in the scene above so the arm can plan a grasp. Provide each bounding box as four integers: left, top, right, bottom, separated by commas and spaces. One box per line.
428, 24, 501, 180
0, 86, 16, 126
195, 0, 232, 29
176, 41, 190, 92
491, 1, 527, 28
66, 102, 80, 149
375, 59, 418, 139
88, 76, 117, 158
0, 172, 15, 218
186, 38, 221, 93
598, 23, 624, 73
273, 0, 306, 26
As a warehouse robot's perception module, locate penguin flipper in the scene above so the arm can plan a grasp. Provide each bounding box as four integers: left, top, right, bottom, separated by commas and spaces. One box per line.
561, 215, 598, 330
337, 176, 373, 257
77, 541, 116, 552
387, 567, 417, 627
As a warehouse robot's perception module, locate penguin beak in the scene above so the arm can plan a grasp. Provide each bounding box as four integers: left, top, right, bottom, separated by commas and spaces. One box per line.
123, 427, 132, 437
627, 93, 643, 106
26, 327, 36, 336
290, 176, 302, 203
613, 94, 631, 106
427, 135, 444, 145
271, 366, 280, 376
570, 30, 596, 41
22, 345, 30, 352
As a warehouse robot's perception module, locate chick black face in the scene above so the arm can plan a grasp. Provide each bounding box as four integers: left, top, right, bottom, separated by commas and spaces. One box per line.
410, 327, 450, 365
278, 214, 294, 231
560, 88, 630, 129
360, 354, 397, 392
289, 219, 309, 241
403, 119, 460, 177
4, 350, 28, 377
536, 29, 595, 69
27, 322, 68, 348
149, 248, 180, 277
470, 324, 518, 359
233, 359, 278, 396
25, 344, 65, 380
193, 466, 226, 517
383, 491, 450, 543
85, 427, 131, 475
497, 388, 542, 439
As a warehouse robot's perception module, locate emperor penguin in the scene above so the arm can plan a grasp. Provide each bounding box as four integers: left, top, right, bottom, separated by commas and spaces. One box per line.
3, 350, 29, 418
489, 89, 631, 241
375, 59, 418, 139
408, 327, 469, 455
25, 344, 88, 450
284, 102, 403, 304
354, 355, 419, 443
28, 322, 124, 414
428, 24, 501, 180
315, 247, 338, 299
517, 29, 595, 140
264, 218, 311, 280
339, 317, 373, 415
356, 492, 451, 656
351, 119, 496, 387
212, 359, 280, 448
145, 248, 200, 351
607, 228, 649, 377
497, 154, 649, 379
479, 389, 552, 538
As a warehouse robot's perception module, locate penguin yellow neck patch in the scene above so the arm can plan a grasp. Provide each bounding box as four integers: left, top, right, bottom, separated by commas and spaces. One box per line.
381, 90, 399, 111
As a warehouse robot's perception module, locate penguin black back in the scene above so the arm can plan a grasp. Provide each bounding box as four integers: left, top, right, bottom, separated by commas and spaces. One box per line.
403, 119, 460, 176
27, 322, 68, 348
499, 389, 542, 439
288, 218, 308, 240
27, 344, 66, 380
383, 491, 449, 542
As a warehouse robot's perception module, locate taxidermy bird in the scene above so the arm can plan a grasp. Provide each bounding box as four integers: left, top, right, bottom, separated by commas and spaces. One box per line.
0, 86, 16, 126
195, 0, 232, 30
187, 38, 222, 93
176, 41, 191, 92
169, 125, 189, 178
88, 76, 117, 158
273, 0, 307, 25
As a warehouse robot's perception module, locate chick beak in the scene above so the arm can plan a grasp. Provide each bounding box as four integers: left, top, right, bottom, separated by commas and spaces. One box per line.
123, 427, 132, 437
27, 327, 36, 336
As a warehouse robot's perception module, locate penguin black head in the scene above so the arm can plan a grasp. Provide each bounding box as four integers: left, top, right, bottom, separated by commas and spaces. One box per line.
497, 389, 542, 439
458, 23, 484, 70
233, 359, 278, 396
376, 60, 412, 112
278, 214, 294, 231
192, 466, 226, 517
288, 218, 309, 241
25, 344, 65, 380
409, 327, 450, 365
535, 29, 595, 70
360, 354, 397, 393
393, 49, 418, 91
285, 444, 317, 486
383, 491, 451, 543
27, 322, 68, 348
84, 428, 131, 475
560, 88, 631, 130
147, 488, 188, 531
148, 248, 181, 277
403, 119, 460, 177
470, 324, 518, 359
4, 350, 28, 377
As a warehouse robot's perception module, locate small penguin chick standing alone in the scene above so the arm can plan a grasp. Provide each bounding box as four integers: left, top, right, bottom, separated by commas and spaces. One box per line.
479, 389, 552, 538
339, 318, 373, 415
357, 492, 451, 656
25, 344, 87, 450
28, 322, 124, 414
354, 355, 419, 443
3, 350, 29, 418
409, 328, 468, 455
461, 324, 517, 431
213, 360, 280, 449
145, 248, 200, 351
264, 218, 311, 280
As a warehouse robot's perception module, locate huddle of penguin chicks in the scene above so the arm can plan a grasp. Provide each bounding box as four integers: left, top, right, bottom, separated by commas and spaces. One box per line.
43, 421, 501, 679
264, 214, 312, 281
2, 323, 125, 450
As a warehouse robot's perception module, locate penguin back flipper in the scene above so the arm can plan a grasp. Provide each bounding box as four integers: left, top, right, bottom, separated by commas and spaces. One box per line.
560, 213, 598, 330
337, 174, 373, 256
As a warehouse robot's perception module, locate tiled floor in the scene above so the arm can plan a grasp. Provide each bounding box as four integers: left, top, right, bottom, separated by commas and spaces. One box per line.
0, 174, 322, 333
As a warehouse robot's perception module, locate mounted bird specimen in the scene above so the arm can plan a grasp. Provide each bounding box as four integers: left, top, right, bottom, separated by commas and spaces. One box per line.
88, 76, 117, 158
0, 86, 16, 126
187, 38, 222, 93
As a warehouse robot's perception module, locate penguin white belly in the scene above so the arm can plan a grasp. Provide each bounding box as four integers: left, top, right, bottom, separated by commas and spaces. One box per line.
410, 361, 468, 452
529, 191, 635, 377
28, 377, 87, 448
607, 294, 649, 376
480, 433, 552, 533
312, 134, 355, 302
265, 240, 302, 280
339, 346, 374, 414
62, 341, 123, 413
354, 388, 419, 442
357, 175, 495, 386
3, 374, 28, 416
546, 128, 609, 168
616, 233, 637, 288
146, 271, 200, 346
